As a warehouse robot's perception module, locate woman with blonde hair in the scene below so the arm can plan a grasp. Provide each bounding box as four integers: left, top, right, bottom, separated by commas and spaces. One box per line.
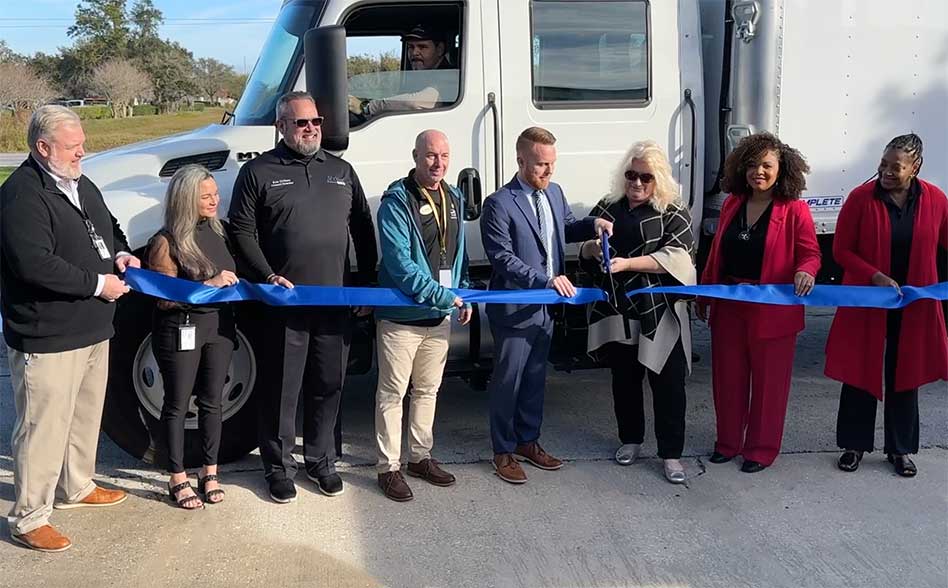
147, 164, 238, 509
579, 140, 696, 484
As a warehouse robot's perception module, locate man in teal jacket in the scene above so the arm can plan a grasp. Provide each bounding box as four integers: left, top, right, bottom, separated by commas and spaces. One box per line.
375, 129, 471, 502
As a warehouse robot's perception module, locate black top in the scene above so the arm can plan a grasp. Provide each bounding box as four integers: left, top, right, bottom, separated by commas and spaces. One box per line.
721, 199, 774, 281
875, 178, 920, 285
227, 141, 378, 286
0, 155, 130, 353
149, 221, 237, 314
601, 199, 653, 268
394, 170, 461, 327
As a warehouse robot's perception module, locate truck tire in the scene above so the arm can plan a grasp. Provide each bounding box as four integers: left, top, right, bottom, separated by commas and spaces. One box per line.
103, 292, 259, 468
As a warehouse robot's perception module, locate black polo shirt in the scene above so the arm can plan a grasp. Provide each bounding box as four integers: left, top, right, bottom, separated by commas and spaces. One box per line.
227, 141, 377, 286
875, 178, 920, 285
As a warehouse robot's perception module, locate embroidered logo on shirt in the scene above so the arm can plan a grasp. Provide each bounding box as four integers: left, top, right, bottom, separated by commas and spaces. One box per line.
449, 204, 458, 220
270, 179, 294, 187
326, 175, 347, 186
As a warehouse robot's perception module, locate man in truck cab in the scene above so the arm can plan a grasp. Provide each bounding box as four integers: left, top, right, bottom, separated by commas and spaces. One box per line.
347, 23, 457, 123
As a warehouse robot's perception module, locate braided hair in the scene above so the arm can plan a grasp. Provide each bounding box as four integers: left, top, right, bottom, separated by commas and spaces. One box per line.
885, 133, 924, 172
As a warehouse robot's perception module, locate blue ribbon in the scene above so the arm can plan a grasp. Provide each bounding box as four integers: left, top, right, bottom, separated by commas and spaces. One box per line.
626, 282, 948, 309
124, 267, 607, 307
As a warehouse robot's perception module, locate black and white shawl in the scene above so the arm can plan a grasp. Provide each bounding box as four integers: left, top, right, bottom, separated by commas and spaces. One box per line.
582, 198, 696, 373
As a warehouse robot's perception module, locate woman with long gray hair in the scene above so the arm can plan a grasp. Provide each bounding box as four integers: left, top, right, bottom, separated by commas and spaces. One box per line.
579, 140, 696, 484
147, 164, 238, 509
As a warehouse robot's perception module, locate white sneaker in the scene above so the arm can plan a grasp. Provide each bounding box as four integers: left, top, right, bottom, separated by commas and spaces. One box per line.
615, 444, 641, 466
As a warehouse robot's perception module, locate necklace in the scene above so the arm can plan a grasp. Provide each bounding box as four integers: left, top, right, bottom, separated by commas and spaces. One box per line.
738, 201, 770, 241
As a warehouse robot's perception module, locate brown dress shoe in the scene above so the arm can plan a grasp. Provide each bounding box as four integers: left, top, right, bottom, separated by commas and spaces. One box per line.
492, 454, 527, 484
407, 458, 456, 487
54, 486, 128, 510
11, 525, 72, 553
514, 442, 563, 470
378, 471, 413, 502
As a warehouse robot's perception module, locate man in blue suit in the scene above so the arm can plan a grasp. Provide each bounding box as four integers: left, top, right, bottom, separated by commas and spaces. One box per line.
480, 127, 612, 484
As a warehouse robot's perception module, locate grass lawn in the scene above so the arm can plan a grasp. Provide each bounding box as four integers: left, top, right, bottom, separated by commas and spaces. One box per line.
0, 108, 226, 152
0, 167, 13, 186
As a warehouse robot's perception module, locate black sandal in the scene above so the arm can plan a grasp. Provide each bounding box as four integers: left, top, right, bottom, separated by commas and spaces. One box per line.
887, 454, 917, 477
837, 450, 863, 472
168, 480, 204, 510
198, 474, 225, 504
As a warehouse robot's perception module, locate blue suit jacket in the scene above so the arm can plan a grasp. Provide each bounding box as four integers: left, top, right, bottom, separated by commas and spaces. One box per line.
480, 176, 596, 328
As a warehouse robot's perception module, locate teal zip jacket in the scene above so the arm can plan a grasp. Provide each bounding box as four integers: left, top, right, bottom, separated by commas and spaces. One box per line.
375, 177, 470, 323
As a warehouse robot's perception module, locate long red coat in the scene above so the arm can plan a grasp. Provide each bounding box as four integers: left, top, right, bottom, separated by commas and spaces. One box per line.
702, 195, 822, 340
824, 179, 948, 399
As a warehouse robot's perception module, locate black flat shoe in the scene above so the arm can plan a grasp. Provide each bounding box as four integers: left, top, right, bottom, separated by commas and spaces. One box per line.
887, 454, 917, 477
709, 451, 732, 464
740, 460, 767, 473
837, 450, 863, 472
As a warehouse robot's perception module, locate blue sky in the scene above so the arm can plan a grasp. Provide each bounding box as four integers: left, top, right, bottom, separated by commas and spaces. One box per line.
0, 0, 284, 73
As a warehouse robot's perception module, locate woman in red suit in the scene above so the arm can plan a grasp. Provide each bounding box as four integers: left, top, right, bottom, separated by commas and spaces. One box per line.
697, 132, 820, 473
826, 133, 948, 477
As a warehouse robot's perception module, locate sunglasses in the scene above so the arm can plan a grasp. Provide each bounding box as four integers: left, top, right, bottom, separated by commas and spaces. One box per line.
286, 117, 324, 128
624, 170, 655, 184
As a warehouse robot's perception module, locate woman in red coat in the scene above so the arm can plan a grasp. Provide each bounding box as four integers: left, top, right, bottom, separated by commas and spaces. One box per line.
697, 132, 821, 473
826, 133, 948, 477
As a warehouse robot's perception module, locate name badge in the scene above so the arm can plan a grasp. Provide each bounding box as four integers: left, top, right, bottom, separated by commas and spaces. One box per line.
178, 324, 196, 351
91, 235, 110, 260
439, 269, 452, 288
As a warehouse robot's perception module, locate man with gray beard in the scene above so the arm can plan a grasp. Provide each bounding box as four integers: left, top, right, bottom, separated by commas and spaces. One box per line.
228, 91, 377, 503
1, 105, 137, 552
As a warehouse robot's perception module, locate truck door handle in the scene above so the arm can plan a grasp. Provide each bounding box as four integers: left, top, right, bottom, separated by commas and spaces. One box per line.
487, 92, 501, 192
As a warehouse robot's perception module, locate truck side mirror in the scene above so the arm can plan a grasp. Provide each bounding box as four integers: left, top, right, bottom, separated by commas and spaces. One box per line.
457, 167, 482, 221
304, 26, 349, 152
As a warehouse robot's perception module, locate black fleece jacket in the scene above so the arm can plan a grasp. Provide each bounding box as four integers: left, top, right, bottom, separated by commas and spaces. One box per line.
1, 155, 130, 352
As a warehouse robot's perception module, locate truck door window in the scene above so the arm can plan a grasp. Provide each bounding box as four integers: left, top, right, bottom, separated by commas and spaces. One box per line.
530, 0, 649, 108
343, 3, 463, 127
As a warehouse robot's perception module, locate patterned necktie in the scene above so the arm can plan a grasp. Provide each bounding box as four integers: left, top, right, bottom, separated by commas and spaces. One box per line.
533, 189, 554, 279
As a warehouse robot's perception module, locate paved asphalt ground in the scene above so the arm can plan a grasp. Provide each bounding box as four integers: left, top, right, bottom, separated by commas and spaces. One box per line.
0, 154, 27, 167
0, 310, 946, 588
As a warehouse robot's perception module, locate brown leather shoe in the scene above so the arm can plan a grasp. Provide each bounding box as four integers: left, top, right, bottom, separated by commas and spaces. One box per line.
378, 471, 413, 502
514, 442, 563, 470
407, 458, 456, 487
493, 454, 527, 484
11, 525, 72, 553
54, 486, 128, 510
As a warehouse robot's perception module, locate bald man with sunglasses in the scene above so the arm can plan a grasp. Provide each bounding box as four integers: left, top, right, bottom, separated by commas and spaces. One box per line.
228, 91, 377, 504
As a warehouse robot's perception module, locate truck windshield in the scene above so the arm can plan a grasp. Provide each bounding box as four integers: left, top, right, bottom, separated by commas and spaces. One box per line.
232, 1, 325, 126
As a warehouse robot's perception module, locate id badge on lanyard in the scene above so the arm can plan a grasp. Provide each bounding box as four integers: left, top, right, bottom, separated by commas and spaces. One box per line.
420, 185, 452, 288
83, 218, 111, 261
178, 313, 196, 351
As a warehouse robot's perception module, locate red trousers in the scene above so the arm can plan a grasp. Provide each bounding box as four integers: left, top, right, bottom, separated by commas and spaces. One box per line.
711, 300, 797, 466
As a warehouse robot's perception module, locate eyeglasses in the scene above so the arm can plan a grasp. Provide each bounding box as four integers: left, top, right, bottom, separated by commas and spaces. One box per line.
624, 170, 655, 184
286, 117, 324, 128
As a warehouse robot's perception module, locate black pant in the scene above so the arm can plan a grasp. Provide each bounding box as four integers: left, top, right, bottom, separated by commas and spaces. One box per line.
258, 307, 351, 480
153, 309, 236, 473
836, 310, 920, 455
605, 340, 688, 459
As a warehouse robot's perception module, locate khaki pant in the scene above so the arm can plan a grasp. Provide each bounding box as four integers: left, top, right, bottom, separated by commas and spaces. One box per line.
7, 341, 109, 535
375, 318, 450, 473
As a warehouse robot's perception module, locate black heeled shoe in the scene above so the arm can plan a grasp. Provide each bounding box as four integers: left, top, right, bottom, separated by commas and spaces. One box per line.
168, 480, 204, 510
887, 454, 917, 477
709, 451, 732, 464
740, 460, 767, 473
837, 450, 863, 472
197, 474, 226, 504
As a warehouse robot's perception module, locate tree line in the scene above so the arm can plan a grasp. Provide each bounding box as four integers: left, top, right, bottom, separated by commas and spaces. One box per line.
0, 0, 247, 119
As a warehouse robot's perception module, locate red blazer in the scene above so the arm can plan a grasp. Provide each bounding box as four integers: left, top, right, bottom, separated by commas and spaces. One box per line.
702, 195, 821, 340
824, 179, 948, 399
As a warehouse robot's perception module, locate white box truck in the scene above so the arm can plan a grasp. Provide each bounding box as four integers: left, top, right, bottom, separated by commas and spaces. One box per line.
81, 0, 948, 464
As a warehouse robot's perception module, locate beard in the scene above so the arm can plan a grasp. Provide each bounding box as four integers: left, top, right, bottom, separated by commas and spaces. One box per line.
287, 135, 321, 157
47, 157, 82, 180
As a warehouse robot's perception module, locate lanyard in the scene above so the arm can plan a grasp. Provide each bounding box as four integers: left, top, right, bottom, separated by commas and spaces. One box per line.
418, 184, 448, 260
